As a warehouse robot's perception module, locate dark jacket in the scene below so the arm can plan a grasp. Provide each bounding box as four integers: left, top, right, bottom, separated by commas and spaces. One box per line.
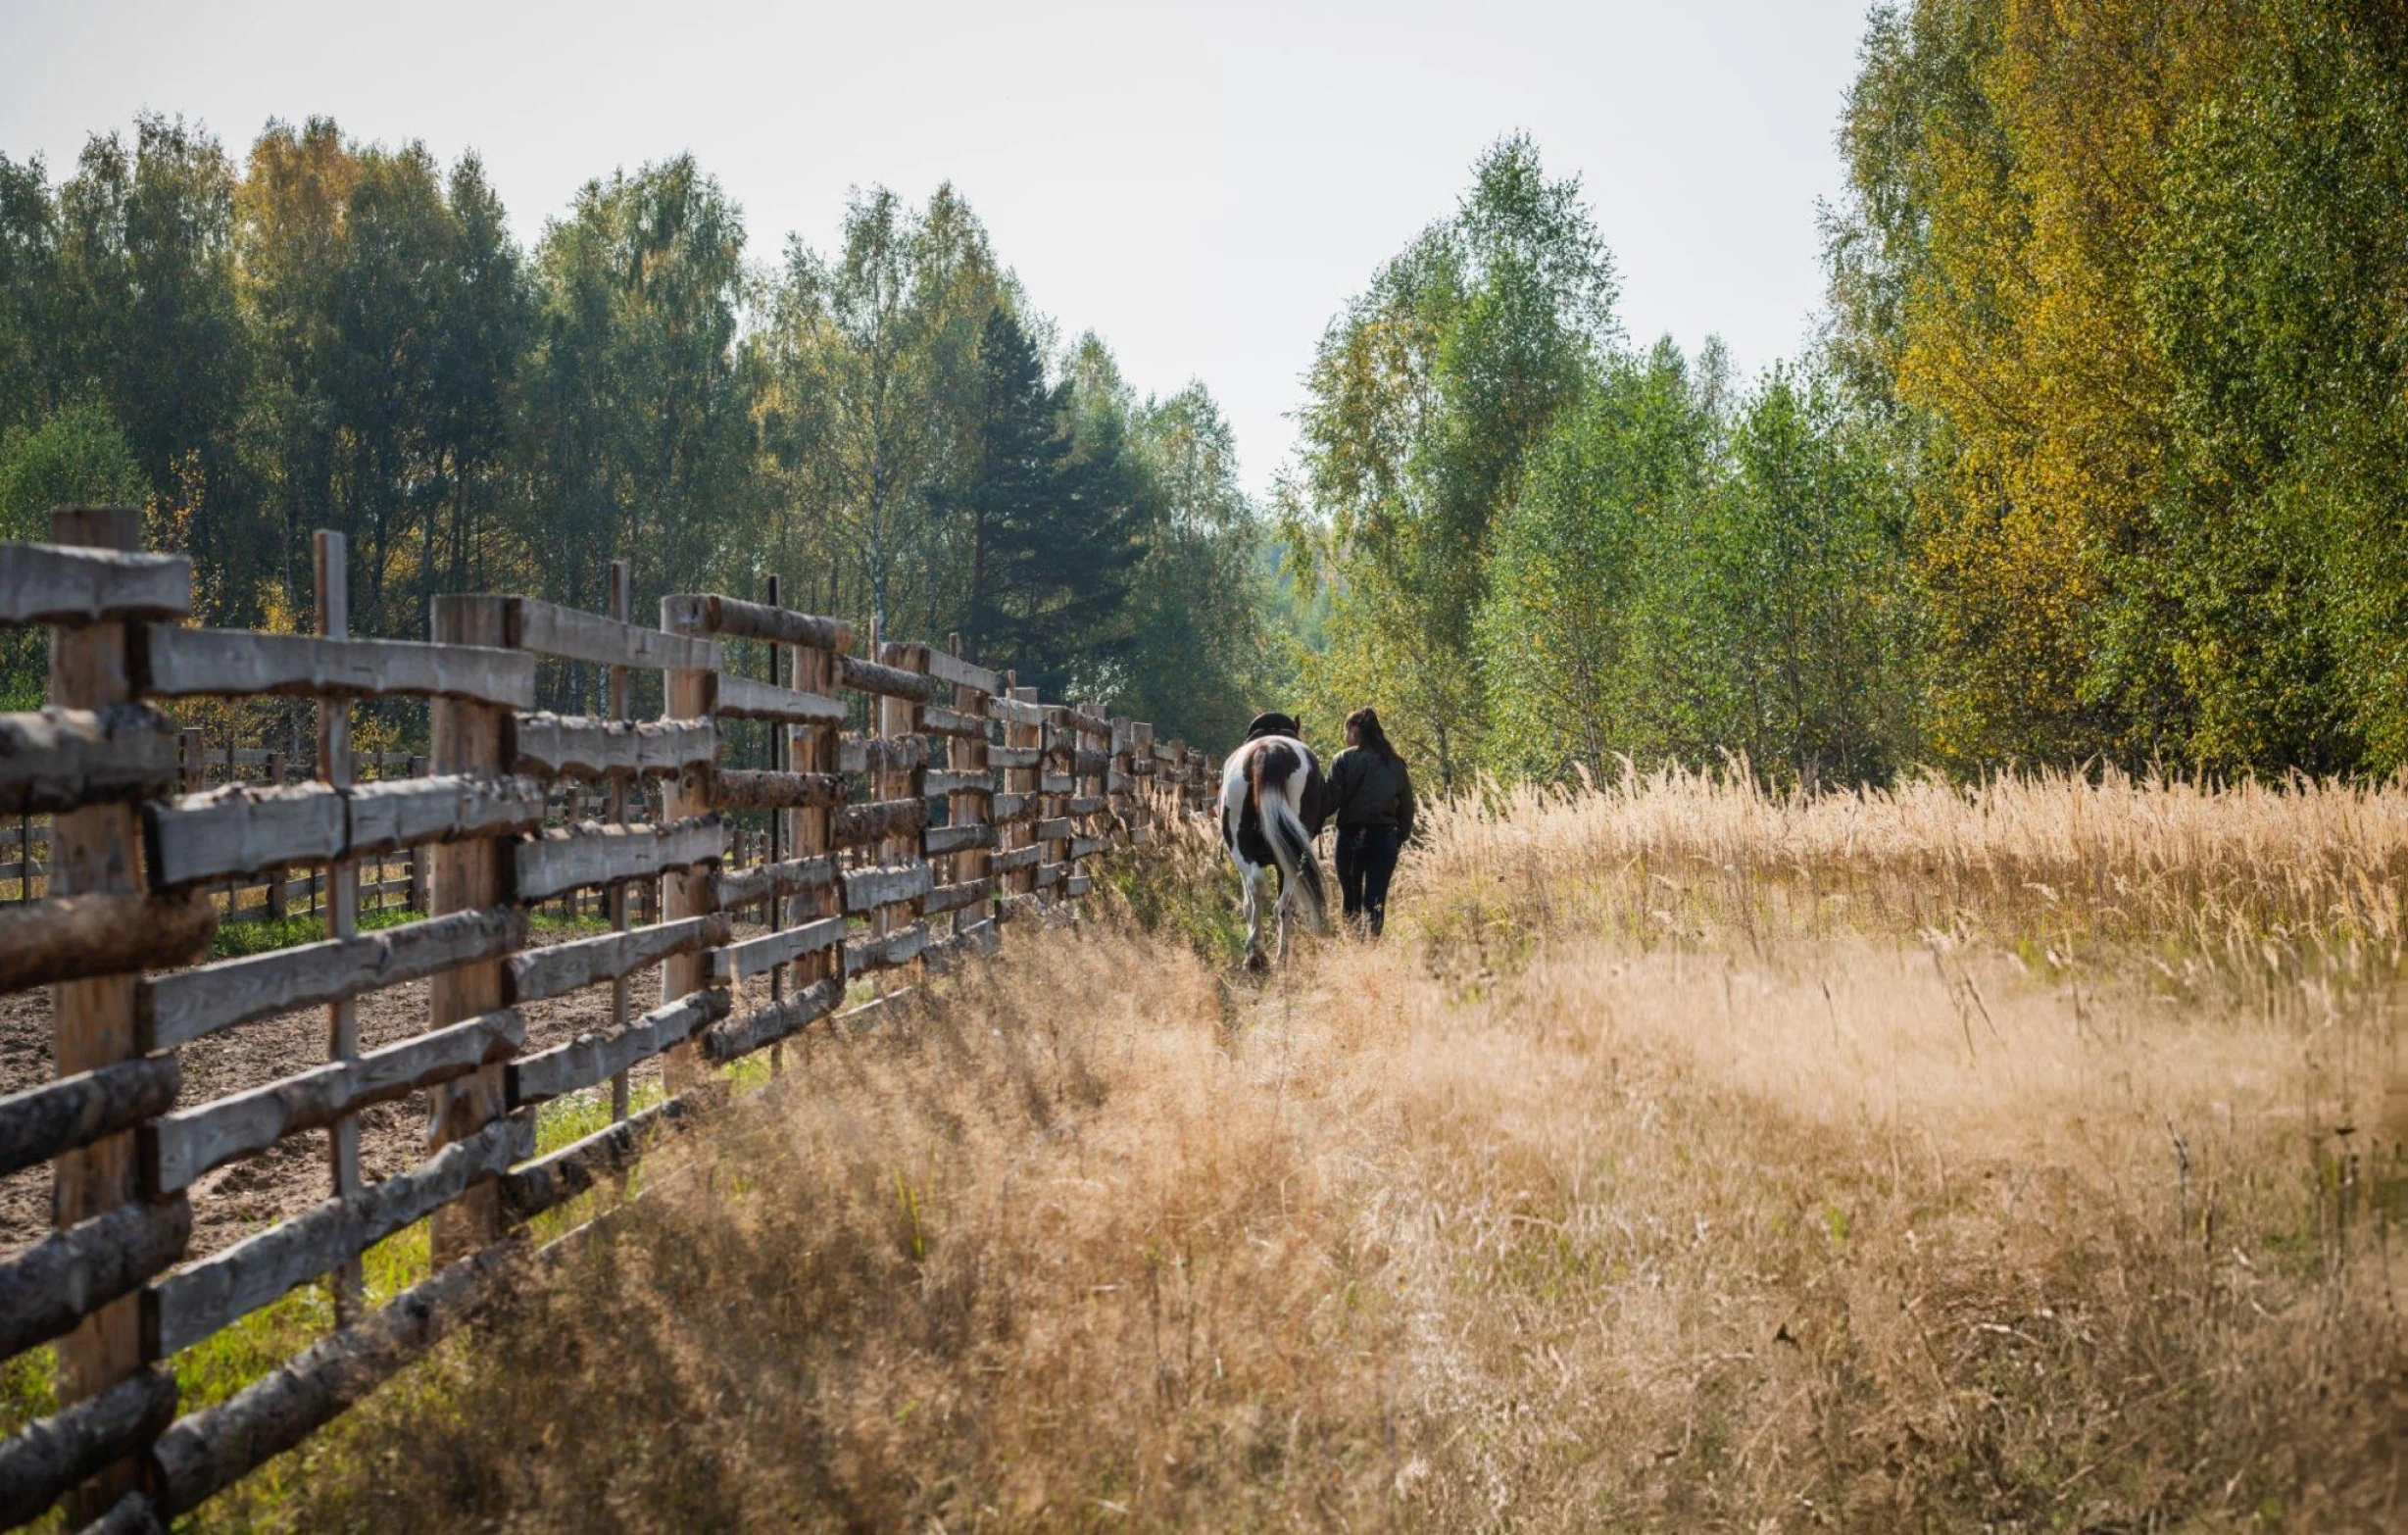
1327, 746, 1415, 840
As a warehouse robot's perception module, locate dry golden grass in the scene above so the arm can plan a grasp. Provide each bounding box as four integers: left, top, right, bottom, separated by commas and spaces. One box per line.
242, 770, 2406, 1532
1422, 762, 2408, 974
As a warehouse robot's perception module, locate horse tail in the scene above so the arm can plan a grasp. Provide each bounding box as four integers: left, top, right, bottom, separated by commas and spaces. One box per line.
1253, 751, 1327, 927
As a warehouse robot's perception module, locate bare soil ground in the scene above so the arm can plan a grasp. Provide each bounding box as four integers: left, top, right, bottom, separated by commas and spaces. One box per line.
0, 922, 684, 1261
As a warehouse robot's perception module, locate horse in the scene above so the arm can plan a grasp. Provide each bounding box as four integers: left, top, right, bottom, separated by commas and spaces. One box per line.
1219, 712, 1330, 968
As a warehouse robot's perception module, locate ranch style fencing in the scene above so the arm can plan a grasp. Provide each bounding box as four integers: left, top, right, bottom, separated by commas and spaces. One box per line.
11, 742, 669, 927
0, 509, 1220, 1532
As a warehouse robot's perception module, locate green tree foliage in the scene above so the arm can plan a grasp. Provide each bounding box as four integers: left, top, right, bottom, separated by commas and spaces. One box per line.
1, 119, 1271, 735
1286, 133, 1616, 785
2136, 2, 2408, 768
521, 153, 750, 644
56, 118, 248, 605
238, 117, 359, 607
953, 308, 1081, 681
0, 155, 63, 436
1013, 333, 1153, 697
426, 156, 523, 600
54, 119, 245, 503
1656, 370, 1915, 786
755, 185, 1005, 641
756, 185, 1257, 722
0, 403, 147, 542
1287, 5, 2408, 794
1119, 384, 1285, 748
232, 121, 536, 641
1827, 0, 2408, 773
1480, 341, 1714, 779
1292, 142, 1916, 789
0, 404, 150, 705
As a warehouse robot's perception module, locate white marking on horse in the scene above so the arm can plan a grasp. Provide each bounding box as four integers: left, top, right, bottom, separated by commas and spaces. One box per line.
1220, 729, 1329, 967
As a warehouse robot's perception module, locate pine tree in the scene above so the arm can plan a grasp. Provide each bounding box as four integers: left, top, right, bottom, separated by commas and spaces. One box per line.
956, 308, 1144, 696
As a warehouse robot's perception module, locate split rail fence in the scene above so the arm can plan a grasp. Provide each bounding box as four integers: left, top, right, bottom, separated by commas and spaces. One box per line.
10, 745, 679, 925
6, 748, 427, 927
0, 510, 1220, 1531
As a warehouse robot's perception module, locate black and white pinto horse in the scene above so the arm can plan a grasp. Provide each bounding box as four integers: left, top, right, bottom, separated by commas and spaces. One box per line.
1220, 712, 1330, 968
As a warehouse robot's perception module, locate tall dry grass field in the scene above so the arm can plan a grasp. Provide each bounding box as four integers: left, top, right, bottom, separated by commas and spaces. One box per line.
231, 768, 2405, 1532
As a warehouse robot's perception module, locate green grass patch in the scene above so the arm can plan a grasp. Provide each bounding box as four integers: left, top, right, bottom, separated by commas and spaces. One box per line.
528, 908, 612, 937
208, 901, 607, 960
720, 1049, 775, 1096
536, 1076, 667, 1155
172, 1223, 433, 1416
0, 1345, 57, 1440
1103, 850, 1248, 965
0, 1223, 434, 1530
209, 903, 421, 959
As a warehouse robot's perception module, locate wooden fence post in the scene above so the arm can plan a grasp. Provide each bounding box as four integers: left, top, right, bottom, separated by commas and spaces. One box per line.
659, 597, 717, 1094
427, 595, 513, 1264
172, 732, 204, 930
408, 754, 430, 912
878, 637, 929, 990
760, 576, 787, 1073
945, 633, 990, 935
790, 605, 840, 1033
1039, 706, 1072, 906
221, 736, 238, 917
865, 619, 893, 987
264, 749, 287, 921
1129, 719, 1155, 846
606, 560, 635, 1119
315, 531, 365, 1317
1106, 717, 1128, 852
1006, 680, 1040, 909
1077, 701, 1107, 897
45, 505, 161, 1519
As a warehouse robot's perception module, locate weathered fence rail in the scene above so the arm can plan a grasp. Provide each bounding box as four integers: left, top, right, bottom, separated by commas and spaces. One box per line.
0, 511, 1221, 1530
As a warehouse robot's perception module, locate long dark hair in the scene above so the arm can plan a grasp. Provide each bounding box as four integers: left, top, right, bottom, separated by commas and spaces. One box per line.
1347, 706, 1398, 764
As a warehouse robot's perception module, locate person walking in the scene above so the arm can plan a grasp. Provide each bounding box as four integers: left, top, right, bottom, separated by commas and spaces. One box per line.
1326, 706, 1414, 937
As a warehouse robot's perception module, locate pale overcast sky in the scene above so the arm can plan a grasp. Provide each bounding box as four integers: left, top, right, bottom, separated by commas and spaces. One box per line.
2, 0, 1875, 496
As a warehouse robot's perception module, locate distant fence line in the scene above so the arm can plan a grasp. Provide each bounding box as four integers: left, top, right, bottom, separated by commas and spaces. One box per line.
0, 508, 1219, 1530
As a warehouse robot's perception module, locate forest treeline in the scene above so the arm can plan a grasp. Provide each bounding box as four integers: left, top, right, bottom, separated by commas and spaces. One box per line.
0, 117, 1282, 744
11, 0, 2402, 785
1284, 0, 2408, 789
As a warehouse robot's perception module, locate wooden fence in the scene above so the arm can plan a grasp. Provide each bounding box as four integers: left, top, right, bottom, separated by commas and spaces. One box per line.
0, 510, 1219, 1531
10, 745, 669, 925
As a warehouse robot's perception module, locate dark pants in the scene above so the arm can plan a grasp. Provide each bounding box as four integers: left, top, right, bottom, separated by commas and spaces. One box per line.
1336, 824, 1401, 936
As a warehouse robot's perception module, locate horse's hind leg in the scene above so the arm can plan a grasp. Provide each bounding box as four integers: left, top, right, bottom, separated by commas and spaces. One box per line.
1241, 863, 1269, 971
